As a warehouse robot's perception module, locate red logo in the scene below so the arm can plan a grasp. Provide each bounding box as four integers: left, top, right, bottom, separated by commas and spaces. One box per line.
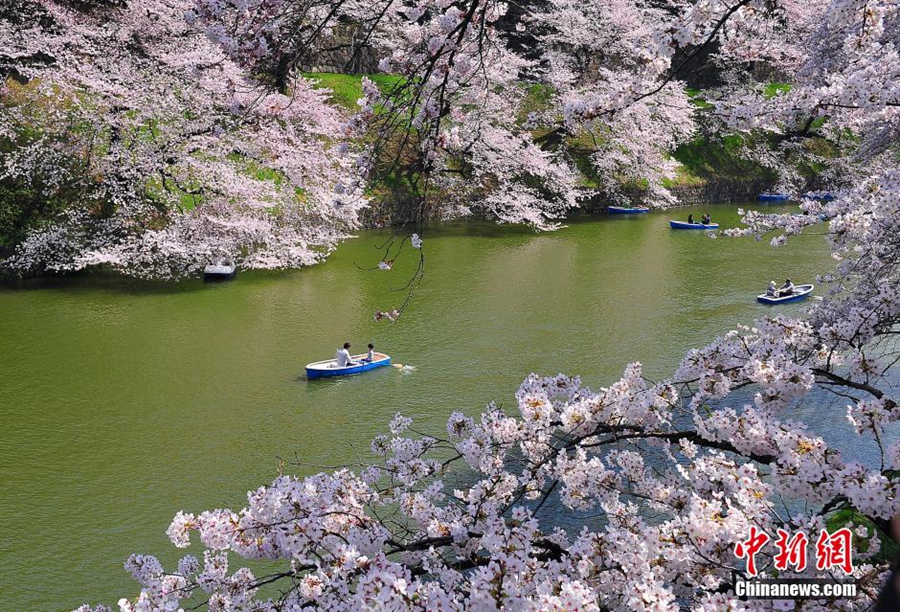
774, 529, 809, 572
815, 528, 854, 575
735, 528, 853, 576
735, 526, 770, 577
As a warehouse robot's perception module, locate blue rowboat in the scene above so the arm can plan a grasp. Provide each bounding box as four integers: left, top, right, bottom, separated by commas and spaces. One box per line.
203, 262, 236, 281
756, 284, 814, 305
306, 353, 391, 379
608, 206, 649, 214
669, 220, 719, 230
757, 193, 790, 201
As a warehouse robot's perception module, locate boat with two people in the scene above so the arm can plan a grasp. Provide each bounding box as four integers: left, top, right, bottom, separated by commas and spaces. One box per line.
757, 280, 814, 305
306, 342, 392, 378
670, 213, 718, 230
306, 353, 392, 378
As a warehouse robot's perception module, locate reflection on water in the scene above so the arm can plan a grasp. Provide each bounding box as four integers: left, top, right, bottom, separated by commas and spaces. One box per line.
0, 204, 856, 610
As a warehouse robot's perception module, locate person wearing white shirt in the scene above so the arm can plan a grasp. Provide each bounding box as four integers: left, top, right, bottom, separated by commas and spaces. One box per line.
335, 342, 356, 367
778, 278, 795, 296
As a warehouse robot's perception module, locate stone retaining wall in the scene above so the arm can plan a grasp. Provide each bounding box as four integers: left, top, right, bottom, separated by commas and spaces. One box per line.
667, 179, 775, 205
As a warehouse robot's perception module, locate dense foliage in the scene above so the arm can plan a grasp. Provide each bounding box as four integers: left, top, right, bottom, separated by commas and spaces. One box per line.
0, 0, 365, 278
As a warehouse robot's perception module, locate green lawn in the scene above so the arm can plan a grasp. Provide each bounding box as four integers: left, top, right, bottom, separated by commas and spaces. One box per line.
302, 73, 405, 109
765, 82, 792, 98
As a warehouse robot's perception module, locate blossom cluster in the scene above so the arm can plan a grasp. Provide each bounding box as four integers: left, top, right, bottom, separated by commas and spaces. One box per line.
1, 0, 366, 279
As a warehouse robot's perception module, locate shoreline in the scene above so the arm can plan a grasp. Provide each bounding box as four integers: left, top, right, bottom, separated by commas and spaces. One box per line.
1, 200, 792, 287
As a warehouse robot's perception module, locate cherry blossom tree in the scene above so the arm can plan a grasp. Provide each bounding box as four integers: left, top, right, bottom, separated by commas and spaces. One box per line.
192, 0, 708, 220
0, 0, 366, 279
64, 0, 900, 610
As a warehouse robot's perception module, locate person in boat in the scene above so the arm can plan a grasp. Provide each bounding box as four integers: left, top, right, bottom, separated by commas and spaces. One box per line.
766, 281, 777, 297
335, 342, 357, 368
778, 278, 795, 296
361, 343, 375, 362
702, 213, 711, 224
688, 214, 695, 224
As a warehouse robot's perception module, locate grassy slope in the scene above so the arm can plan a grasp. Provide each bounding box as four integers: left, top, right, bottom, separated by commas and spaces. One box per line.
666, 88, 784, 189
303, 73, 404, 110
668, 135, 779, 188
